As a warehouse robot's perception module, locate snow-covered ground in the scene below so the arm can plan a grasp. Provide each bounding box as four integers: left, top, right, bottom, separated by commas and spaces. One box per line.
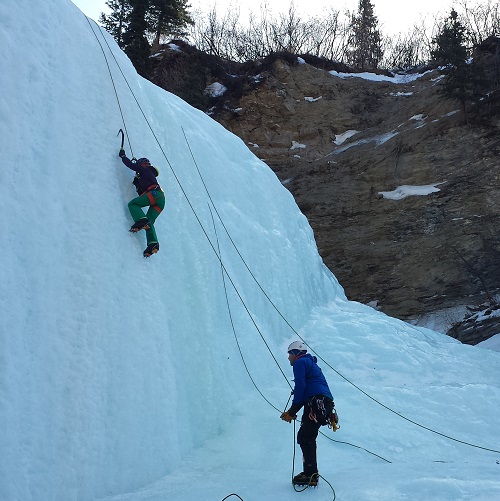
1, 1, 500, 500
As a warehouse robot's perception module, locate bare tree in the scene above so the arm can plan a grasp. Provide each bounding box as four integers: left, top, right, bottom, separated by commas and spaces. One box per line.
381, 22, 433, 69
455, 0, 500, 46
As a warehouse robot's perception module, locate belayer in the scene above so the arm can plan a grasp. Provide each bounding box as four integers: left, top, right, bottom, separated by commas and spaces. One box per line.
119, 147, 165, 257
280, 341, 336, 487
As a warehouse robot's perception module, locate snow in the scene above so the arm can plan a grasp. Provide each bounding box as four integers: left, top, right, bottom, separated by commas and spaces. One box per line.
379, 183, 445, 200
204, 82, 227, 97
333, 131, 398, 153
334, 129, 359, 145
478, 334, 500, 351
329, 70, 431, 84
290, 140, 306, 149
1, 1, 500, 500
304, 96, 322, 102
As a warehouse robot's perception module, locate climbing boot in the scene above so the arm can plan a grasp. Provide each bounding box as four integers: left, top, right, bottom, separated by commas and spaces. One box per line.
129, 218, 150, 233
143, 242, 160, 258
292, 472, 319, 486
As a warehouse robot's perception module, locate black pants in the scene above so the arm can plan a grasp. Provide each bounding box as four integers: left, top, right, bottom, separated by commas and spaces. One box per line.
297, 396, 333, 475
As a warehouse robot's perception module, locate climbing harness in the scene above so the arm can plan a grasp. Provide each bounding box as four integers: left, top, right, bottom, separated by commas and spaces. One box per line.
306, 395, 338, 429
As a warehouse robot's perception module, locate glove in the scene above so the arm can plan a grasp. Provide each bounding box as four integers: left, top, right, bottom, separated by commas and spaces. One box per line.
119, 148, 125, 158
280, 411, 296, 423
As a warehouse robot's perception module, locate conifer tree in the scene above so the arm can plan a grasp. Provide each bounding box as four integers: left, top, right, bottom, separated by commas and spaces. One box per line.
147, 0, 192, 48
431, 10, 483, 111
99, 0, 131, 48
431, 10, 468, 67
100, 0, 192, 75
348, 0, 383, 70
121, 0, 151, 76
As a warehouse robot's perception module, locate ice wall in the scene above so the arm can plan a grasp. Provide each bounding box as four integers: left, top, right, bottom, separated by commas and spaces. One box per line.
0, 0, 341, 498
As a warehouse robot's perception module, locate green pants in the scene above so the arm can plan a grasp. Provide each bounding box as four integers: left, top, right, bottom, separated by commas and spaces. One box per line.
128, 190, 166, 245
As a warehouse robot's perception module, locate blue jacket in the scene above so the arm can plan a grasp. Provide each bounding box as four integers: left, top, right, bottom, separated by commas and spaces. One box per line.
289, 353, 333, 415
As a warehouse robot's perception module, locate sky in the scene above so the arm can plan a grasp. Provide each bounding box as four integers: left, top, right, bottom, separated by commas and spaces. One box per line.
2, 0, 500, 500
71, 0, 453, 36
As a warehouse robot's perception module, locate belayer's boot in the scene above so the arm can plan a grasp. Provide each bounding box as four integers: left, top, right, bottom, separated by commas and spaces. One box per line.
129, 218, 150, 233
292, 472, 319, 487
143, 242, 160, 258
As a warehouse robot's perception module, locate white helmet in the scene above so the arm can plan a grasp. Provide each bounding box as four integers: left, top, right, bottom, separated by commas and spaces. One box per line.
287, 341, 307, 353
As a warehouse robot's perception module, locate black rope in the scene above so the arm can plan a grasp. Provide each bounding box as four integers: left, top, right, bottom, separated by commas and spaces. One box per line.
221, 495, 244, 501
290, 421, 337, 500
88, 17, 500, 459
180, 129, 500, 457
86, 11, 394, 470
208, 203, 291, 402
84, 17, 133, 156
318, 428, 391, 463
90, 20, 292, 386
209, 202, 390, 462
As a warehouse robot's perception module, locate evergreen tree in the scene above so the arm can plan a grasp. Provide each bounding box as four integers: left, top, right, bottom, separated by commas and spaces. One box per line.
431, 10, 468, 67
122, 0, 151, 76
348, 0, 383, 70
100, 0, 192, 75
147, 0, 193, 48
99, 0, 131, 48
431, 10, 484, 111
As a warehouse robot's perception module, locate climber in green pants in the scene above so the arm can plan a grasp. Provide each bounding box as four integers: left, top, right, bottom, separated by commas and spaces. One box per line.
119, 148, 165, 258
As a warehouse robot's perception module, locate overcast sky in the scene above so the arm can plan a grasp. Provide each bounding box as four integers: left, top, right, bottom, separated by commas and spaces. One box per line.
71, 0, 453, 36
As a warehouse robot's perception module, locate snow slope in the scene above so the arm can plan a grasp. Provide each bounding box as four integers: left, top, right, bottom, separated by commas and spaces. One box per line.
1, 1, 500, 500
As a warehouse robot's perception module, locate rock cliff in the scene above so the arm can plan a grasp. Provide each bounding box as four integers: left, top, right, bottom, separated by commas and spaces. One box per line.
150, 43, 500, 329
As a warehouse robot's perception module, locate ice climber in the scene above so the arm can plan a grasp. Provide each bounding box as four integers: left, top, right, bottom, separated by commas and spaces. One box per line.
280, 341, 335, 487
119, 148, 165, 257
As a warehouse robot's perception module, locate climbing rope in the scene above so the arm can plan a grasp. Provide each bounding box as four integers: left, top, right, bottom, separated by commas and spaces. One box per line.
87, 18, 292, 386
84, 16, 134, 156
85, 16, 500, 459
209, 202, 390, 463
208, 203, 292, 400
181, 129, 500, 457
290, 421, 337, 500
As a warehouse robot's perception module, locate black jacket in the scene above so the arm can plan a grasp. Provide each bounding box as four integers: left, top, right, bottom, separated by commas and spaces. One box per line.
121, 156, 160, 195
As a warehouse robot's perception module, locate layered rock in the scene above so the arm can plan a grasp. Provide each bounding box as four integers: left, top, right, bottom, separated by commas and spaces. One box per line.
151, 45, 500, 323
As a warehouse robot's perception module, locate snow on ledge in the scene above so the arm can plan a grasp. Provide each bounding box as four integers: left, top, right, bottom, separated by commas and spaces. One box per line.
379, 183, 445, 200
329, 70, 431, 84
204, 82, 227, 97
334, 130, 358, 145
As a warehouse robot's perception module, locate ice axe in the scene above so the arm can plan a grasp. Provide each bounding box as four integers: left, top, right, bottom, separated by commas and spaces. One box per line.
117, 128, 124, 149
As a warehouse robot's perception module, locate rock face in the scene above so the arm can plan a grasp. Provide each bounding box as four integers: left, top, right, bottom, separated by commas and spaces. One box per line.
151, 45, 500, 323
447, 305, 500, 345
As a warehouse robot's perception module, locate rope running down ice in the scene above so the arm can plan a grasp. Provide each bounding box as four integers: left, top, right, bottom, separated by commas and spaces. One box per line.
86, 15, 500, 458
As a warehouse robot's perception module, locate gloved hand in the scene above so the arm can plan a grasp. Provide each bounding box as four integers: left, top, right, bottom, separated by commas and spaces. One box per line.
119, 148, 125, 158
280, 411, 296, 423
